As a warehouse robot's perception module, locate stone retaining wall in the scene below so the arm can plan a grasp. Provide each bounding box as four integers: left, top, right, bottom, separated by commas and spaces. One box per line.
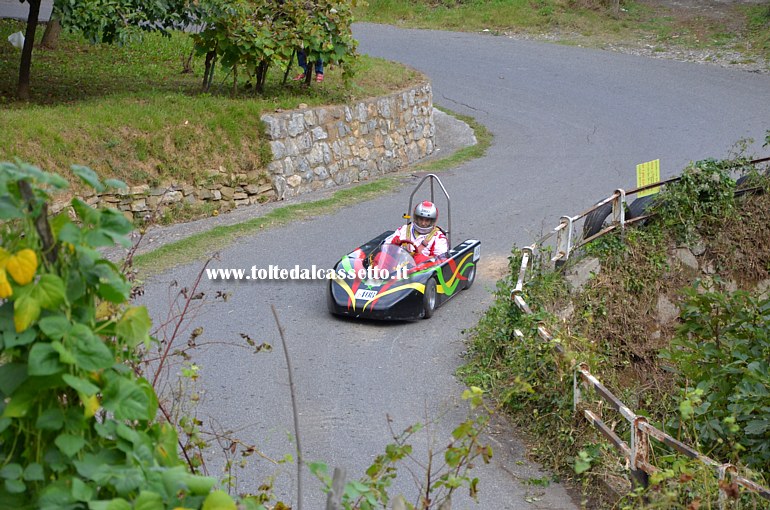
261, 82, 435, 199
61, 81, 435, 220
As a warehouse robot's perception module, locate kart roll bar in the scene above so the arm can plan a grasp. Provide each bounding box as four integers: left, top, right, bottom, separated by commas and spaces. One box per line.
405, 174, 451, 247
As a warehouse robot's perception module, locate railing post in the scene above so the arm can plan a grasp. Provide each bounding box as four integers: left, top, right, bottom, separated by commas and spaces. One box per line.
630, 416, 650, 491
573, 362, 588, 413
718, 463, 737, 510
513, 245, 534, 296
554, 216, 574, 264
612, 189, 626, 229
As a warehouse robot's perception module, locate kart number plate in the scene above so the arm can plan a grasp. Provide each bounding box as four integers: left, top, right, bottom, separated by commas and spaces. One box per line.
355, 289, 378, 300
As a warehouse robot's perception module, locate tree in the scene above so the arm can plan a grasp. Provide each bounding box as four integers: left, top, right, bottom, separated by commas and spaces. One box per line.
193, 0, 358, 94
40, 19, 62, 49
16, 0, 41, 100
14, 0, 196, 99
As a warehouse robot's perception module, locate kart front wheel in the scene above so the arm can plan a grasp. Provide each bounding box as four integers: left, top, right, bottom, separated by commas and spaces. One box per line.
422, 278, 437, 319
463, 264, 476, 290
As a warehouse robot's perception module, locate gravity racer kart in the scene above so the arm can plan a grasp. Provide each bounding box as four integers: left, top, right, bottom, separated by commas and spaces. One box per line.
327, 174, 480, 320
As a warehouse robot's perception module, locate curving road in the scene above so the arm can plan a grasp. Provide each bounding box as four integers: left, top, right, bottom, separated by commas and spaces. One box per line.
139, 24, 770, 508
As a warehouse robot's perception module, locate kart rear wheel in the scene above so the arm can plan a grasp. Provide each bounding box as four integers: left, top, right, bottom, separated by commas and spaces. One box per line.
463, 264, 476, 290
422, 278, 437, 319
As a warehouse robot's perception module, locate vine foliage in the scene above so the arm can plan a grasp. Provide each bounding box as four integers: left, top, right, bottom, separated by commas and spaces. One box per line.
0, 161, 254, 509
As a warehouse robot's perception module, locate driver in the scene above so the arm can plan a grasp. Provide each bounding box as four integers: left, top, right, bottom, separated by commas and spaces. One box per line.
385, 201, 448, 263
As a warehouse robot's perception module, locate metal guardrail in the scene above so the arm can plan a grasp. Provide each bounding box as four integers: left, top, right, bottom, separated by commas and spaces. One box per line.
510, 156, 770, 506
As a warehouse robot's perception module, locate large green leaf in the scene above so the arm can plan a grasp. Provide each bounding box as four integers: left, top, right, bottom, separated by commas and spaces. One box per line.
74, 450, 124, 481
28, 343, 63, 376
154, 423, 182, 468
104, 178, 127, 189
36, 408, 65, 430
71, 198, 100, 226
51, 341, 76, 365
0, 463, 22, 480
745, 419, 769, 435
161, 466, 217, 498
0, 196, 23, 220
99, 208, 133, 248
67, 324, 114, 371
102, 376, 152, 421
38, 480, 77, 510
13, 292, 41, 332
105, 499, 132, 510
116, 306, 151, 349
39, 315, 72, 340
133, 490, 164, 510
202, 490, 236, 510
33, 274, 67, 310
2, 326, 36, 348
2, 390, 35, 418
71, 165, 105, 193
70, 477, 94, 502
55, 433, 86, 457
89, 262, 130, 303
62, 374, 100, 396
66, 270, 86, 303
4, 479, 25, 494
0, 363, 28, 396
22, 463, 44, 482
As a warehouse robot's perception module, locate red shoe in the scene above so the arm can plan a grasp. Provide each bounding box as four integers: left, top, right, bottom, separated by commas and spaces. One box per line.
316, 73, 324, 83
292, 73, 306, 81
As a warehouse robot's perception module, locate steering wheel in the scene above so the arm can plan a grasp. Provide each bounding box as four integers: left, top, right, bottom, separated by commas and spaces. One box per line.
398, 239, 418, 254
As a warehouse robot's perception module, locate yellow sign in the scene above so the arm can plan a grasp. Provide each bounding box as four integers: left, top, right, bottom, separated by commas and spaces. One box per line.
636, 159, 660, 198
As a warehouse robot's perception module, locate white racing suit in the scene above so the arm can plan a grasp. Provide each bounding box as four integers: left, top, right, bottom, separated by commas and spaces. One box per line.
385, 224, 449, 260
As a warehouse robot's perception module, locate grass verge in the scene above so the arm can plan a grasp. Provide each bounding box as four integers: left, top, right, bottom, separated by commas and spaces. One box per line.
133, 177, 398, 276
132, 106, 491, 275
355, 0, 770, 65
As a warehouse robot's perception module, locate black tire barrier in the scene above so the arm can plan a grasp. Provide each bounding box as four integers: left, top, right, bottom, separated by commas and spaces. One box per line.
626, 195, 657, 220
582, 201, 612, 238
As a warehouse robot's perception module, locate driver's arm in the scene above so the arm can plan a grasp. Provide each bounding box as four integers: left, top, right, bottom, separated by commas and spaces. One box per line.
385, 225, 406, 245
433, 232, 449, 256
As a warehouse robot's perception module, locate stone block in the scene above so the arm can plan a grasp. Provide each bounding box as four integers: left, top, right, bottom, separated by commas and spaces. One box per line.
219, 186, 235, 200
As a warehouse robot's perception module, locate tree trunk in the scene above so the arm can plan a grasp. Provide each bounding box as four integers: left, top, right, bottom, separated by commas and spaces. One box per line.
18, 0, 42, 100
231, 64, 238, 97
202, 50, 216, 91
40, 18, 61, 49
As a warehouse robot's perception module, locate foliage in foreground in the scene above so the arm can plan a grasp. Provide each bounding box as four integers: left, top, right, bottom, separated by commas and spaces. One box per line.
460, 150, 770, 507
0, 161, 249, 508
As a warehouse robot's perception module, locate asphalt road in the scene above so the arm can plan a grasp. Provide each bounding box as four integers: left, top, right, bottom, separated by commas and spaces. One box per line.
0, 0, 52, 21
137, 24, 770, 509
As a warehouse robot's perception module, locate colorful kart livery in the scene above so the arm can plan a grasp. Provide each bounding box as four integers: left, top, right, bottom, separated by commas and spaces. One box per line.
327, 174, 481, 320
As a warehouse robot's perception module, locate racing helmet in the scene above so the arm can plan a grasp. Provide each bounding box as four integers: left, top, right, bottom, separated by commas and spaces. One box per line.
412, 200, 438, 235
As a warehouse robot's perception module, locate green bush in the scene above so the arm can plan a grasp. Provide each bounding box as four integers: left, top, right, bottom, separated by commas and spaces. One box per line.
656, 158, 738, 242
662, 287, 770, 473
0, 162, 252, 509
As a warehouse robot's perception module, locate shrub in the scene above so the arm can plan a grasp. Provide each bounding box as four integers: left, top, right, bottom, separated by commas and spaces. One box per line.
0, 161, 250, 509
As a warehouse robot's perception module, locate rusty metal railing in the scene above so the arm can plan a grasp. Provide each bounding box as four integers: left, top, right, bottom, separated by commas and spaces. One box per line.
510, 156, 770, 506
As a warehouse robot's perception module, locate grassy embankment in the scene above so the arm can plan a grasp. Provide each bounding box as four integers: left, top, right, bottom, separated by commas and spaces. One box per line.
0, 18, 421, 192
459, 156, 770, 507
356, 0, 770, 66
